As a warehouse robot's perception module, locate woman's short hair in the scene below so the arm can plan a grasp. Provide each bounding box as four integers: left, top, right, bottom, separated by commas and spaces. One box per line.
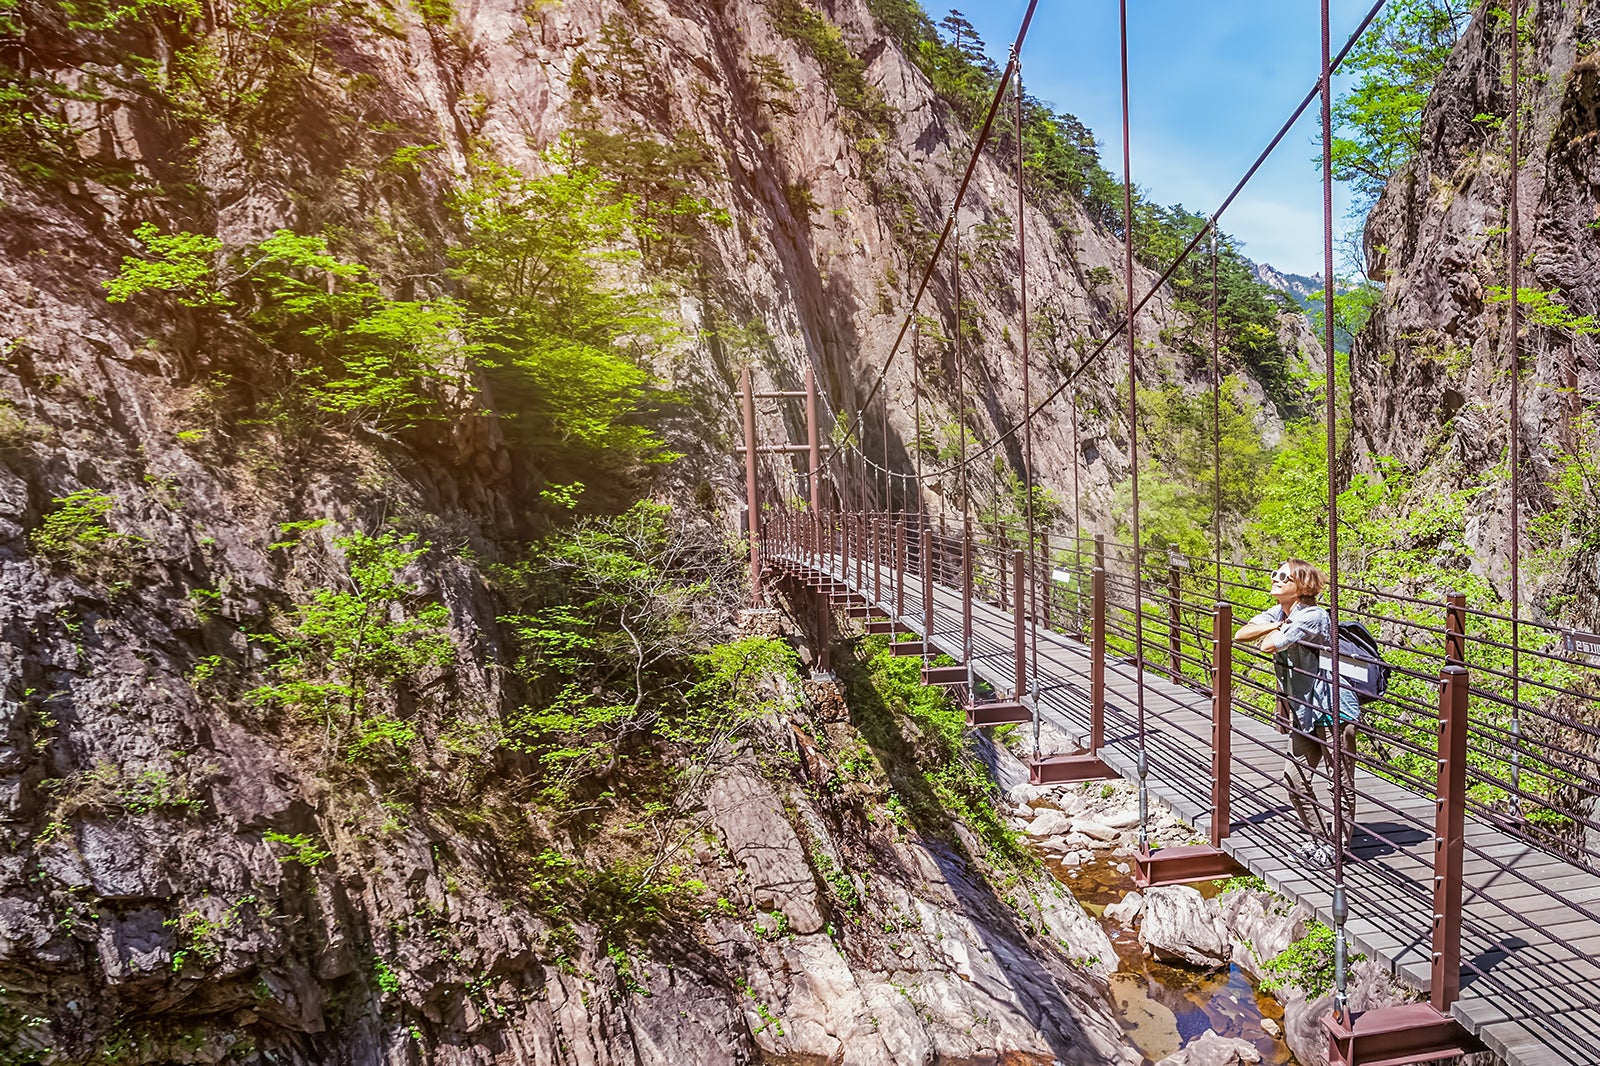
1282, 558, 1326, 602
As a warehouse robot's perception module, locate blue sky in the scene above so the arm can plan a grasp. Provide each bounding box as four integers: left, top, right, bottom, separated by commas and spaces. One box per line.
956, 1, 1376, 277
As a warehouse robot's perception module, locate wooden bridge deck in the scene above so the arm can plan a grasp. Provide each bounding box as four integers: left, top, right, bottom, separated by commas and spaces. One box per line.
780, 548, 1600, 1066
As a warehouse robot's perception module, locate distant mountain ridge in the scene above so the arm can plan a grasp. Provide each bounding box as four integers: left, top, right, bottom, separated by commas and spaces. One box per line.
1250, 261, 1323, 309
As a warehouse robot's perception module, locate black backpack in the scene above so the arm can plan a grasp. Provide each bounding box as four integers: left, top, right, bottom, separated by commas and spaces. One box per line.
1333, 620, 1391, 704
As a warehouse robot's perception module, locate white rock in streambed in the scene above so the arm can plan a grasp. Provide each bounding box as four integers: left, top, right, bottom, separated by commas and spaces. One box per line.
1026, 809, 1074, 837
1138, 886, 1231, 968
1072, 819, 1120, 841
1005, 782, 1053, 805
1099, 808, 1141, 830
1103, 891, 1143, 925
1153, 1028, 1262, 1065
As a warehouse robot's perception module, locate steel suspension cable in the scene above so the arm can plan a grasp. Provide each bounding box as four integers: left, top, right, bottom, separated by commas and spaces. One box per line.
806, 0, 1042, 484
1212, 228, 1223, 602
862, 0, 1391, 492
1015, 52, 1041, 757
1118, 0, 1151, 853
1321, 0, 1352, 1022
914, 319, 923, 517
1507, 0, 1524, 821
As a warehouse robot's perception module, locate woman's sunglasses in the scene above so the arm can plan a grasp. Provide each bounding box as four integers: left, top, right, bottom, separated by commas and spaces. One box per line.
1270, 570, 1293, 583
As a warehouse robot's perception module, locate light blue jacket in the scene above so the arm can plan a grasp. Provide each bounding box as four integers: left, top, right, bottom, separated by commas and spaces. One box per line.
1250, 603, 1362, 732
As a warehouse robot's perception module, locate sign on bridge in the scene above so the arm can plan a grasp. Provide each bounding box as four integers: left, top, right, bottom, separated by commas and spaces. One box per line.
1563, 629, 1600, 662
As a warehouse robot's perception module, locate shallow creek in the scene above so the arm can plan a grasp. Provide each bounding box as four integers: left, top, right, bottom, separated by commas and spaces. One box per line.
1049, 854, 1298, 1066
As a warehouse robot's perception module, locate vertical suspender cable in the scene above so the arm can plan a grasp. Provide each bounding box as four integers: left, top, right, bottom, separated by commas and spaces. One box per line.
1507, 0, 1524, 820
1119, 0, 1150, 852
915, 320, 923, 517
1016, 52, 1040, 756
1322, 0, 1351, 1023
1212, 228, 1223, 602
884, 391, 891, 512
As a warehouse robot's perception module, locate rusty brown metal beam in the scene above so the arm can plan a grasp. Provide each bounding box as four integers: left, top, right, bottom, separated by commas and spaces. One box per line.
1211, 602, 1233, 849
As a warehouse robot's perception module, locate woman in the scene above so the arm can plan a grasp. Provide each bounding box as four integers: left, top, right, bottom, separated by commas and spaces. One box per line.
1235, 558, 1361, 867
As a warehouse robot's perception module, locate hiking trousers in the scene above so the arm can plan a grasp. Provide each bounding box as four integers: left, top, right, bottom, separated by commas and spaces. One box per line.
1284, 721, 1357, 847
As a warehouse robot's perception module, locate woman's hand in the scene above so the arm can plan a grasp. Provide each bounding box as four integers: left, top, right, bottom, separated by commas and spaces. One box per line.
1234, 619, 1282, 644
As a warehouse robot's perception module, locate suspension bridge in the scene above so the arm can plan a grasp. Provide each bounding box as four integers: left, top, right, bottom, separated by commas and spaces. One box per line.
731, 0, 1598, 1064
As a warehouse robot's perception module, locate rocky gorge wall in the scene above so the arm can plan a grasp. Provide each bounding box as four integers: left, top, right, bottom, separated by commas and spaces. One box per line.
0, 0, 1323, 1060
1356, 0, 1600, 618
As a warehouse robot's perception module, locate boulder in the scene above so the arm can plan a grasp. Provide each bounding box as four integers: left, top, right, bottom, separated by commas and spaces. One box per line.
1072, 818, 1120, 841
1154, 1029, 1262, 1065
1103, 891, 1143, 925
1139, 886, 1230, 967
1026, 809, 1074, 837
1100, 808, 1141, 830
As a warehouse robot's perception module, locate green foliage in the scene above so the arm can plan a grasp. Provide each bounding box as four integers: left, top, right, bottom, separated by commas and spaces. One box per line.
1119, 378, 1274, 558
103, 224, 229, 307
263, 830, 332, 867
165, 0, 372, 140
1307, 281, 1381, 352
1330, 0, 1476, 206
1218, 873, 1269, 895
1485, 286, 1600, 336
449, 152, 676, 476
30, 489, 118, 559
496, 502, 756, 805
841, 637, 1034, 869
105, 227, 476, 432
167, 895, 255, 973
1136, 203, 1302, 412
246, 528, 454, 768
373, 956, 401, 995
1260, 920, 1363, 998
769, 0, 894, 152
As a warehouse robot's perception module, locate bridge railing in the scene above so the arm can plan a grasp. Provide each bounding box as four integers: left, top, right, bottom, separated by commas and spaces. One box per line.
767, 507, 1600, 880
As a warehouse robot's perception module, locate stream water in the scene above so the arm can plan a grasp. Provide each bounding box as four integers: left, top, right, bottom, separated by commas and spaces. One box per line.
1051, 856, 1299, 1066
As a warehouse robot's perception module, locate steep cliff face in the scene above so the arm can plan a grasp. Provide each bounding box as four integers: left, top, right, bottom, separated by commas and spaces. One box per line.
0, 0, 1352, 1055
1357, 0, 1600, 614
0, 0, 1279, 1060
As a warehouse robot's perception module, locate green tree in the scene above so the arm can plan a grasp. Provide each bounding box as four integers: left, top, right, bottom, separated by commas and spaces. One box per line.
105, 227, 475, 433
1329, 0, 1476, 206
247, 528, 455, 768
449, 152, 675, 477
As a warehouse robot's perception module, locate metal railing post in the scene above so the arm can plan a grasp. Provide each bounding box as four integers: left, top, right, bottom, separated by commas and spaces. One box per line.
1432, 665, 1469, 1012
895, 520, 905, 621
1211, 602, 1233, 847
1091, 567, 1107, 751
1013, 550, 1027, 700
855, 511, 864, 588
1094, 532, 1106, 572
962, 517, 974, 664
922, 527, 935, 657
1168, 561, 1183, 679
872, 514, 881, 603
1445, 591, 1466, 667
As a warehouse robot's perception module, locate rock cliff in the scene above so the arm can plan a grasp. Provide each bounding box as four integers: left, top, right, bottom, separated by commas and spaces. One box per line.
1356, 0, 1600, 617
0, 0, 1310, 1059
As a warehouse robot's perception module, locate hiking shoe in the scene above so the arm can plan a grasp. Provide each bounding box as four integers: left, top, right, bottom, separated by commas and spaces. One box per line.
1306, 843, 1336, 869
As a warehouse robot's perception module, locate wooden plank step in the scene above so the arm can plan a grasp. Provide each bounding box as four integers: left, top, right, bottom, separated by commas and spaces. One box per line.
865, 619, 910, 635
846, 604, 886, 618
888, 642, 926, 657
1029, 752, 1118, 784
967, 702, 1032, 727
921, 665, 968, 686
